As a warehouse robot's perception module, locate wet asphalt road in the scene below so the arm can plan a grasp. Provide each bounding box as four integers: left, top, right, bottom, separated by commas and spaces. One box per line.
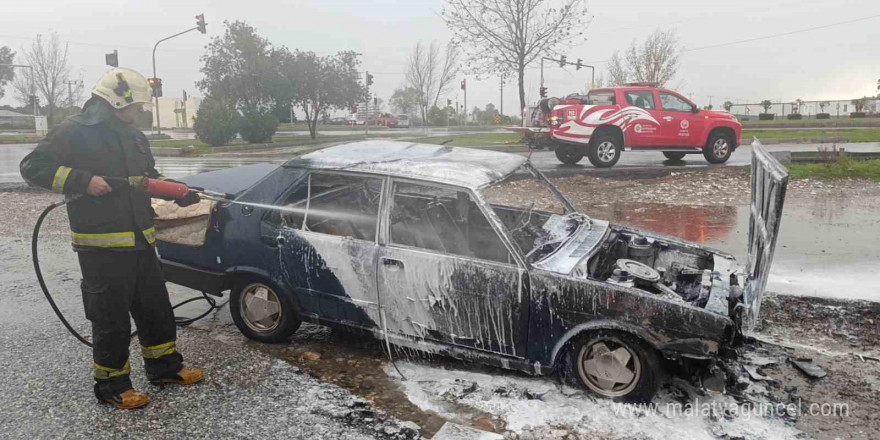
3, 141, 880, 183
0, 192, 417, 439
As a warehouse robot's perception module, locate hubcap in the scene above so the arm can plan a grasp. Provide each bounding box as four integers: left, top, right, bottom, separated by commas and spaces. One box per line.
240, 283, 282, 333
597, 141, 617, 162
713, 138, 729, 157
577, 339, 641, 397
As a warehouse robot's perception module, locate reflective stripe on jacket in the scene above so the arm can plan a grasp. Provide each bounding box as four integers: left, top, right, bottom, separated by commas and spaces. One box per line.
20, 98, 166, 251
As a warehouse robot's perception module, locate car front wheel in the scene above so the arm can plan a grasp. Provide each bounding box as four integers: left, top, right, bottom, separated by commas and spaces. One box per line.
230, 277, 301, 343
566, 330, 660, 403
587, 133, 622, 168
554, 146, 584, 165
704, 132, 734, 164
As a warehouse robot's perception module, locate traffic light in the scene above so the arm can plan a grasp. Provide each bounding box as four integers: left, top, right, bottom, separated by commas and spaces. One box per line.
559, 55, 566, 67
460, 78, 466, 90
373, 97, 378, 106
447, 99, 452, 106
366, 72, 374, 87
576, 58, 583, 70
195, 14, 207, 34
539, 86, 547, 98
148, 77, 163, 98
105, 50, 118, 68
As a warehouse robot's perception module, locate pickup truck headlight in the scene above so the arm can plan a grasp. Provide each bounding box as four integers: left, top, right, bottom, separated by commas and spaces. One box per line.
550, 115, 560, 126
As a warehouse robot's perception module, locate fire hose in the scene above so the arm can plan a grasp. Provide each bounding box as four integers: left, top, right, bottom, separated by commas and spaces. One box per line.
32, 177, 234, 348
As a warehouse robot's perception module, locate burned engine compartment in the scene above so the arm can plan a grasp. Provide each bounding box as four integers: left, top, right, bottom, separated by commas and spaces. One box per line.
586, 228, 726, 308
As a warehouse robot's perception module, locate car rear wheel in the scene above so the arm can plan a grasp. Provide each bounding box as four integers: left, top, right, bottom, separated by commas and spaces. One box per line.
230, 277, 301, 343
566, 330, 660, 403
663, 152, 687, 161
704, 132, 734, 164
554, 146, 584, 165
587, 133, 622, 168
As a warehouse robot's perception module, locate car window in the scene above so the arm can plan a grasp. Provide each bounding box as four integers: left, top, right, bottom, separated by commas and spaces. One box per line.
624, 91, 656, 110
660, 93, 694, 112
277, 172, 382, 241
586, 91, 616, 105
389, 181, 513, 264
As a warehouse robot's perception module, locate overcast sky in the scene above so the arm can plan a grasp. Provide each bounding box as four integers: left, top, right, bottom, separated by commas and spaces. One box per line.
2, 0, 878, 114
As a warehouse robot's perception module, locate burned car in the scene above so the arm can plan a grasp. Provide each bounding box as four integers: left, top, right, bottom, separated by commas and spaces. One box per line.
156, 140, 788, 402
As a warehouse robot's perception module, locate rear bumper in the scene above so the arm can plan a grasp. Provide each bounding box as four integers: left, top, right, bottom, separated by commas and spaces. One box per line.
160, 258, 230, 296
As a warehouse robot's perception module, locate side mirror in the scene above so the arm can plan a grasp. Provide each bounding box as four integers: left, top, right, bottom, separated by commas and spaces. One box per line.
692, 106, 700, 114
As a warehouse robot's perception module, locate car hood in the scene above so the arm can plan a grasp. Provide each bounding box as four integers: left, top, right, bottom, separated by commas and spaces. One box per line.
175, 163, 280, 197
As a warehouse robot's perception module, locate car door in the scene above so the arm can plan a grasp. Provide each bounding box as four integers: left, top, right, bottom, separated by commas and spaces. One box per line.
621, 90, 663, 147
657, 92, 704, 147
271, 171, 384, 329
376, 179, 529, 358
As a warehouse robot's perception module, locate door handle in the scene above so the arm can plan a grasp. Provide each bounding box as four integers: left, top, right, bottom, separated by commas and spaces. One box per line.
381, 258, 404, 269
663, 116, 674, 121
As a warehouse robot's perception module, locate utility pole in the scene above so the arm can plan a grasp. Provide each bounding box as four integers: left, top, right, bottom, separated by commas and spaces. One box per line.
499, 76, 504, 116
65, 80, 83, 107
151, 14, 207, 134
461, 78, 467, 126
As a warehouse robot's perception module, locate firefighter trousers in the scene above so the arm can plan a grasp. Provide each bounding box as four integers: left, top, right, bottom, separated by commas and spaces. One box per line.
78, 248, 183, 399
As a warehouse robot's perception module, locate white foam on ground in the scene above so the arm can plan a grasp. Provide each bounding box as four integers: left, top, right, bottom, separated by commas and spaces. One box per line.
388, 362, 803, 439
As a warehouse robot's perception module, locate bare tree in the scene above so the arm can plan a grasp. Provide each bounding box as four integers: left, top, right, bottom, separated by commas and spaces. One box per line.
12, 33, 81, 124
432, 43, 460, 108
442, 0, 590, 111
621, 29, 680, 87
405, 42, 438, 123
606, 51, 628, 86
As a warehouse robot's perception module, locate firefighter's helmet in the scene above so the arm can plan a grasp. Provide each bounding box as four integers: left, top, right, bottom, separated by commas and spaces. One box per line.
91, 68, 152, 109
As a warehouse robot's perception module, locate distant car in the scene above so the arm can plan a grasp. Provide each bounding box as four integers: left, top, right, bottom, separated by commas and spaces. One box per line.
327, 117, 349, 125
392, 114, 410, 128
510, 83, 742, 168
156, 140, 787, 402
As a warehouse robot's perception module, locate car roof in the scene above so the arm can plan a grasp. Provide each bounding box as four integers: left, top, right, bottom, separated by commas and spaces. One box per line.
284, 141, 527, 189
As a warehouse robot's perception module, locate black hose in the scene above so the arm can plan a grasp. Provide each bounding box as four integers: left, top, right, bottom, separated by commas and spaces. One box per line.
32, 199, 228, 348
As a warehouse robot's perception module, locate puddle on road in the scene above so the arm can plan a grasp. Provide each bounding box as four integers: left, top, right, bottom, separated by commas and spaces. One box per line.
584, 195, 880, 302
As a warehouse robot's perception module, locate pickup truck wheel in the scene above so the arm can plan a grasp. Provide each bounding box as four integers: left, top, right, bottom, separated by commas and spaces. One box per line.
567, 330, 660, 403
587, 134, 622, 168
230, 278, 301, 343
554, 146, 584, 165
704, 132, 734, 163
663, 152, 687, 161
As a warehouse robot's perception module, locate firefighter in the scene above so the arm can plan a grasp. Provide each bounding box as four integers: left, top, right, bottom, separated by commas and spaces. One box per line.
20, 68, 203, 410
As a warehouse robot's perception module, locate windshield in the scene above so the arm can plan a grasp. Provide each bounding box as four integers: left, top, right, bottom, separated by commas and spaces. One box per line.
481, 164, 585, 262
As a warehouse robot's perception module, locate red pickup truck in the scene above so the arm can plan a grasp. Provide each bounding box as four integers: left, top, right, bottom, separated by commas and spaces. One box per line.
518, 84, 742, 167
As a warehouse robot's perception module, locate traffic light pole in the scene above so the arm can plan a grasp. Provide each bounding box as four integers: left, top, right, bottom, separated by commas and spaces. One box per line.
151, 26, 199, 134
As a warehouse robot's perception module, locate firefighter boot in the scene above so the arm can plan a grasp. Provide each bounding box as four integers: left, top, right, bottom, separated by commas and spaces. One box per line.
149, 367, 204, 386
102, 389, 150, 410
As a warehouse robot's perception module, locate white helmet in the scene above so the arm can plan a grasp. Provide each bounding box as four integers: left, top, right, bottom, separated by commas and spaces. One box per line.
91, 68, 152, 109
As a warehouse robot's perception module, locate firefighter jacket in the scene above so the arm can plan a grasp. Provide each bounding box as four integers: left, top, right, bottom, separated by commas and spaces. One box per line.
20, 98, 168, 251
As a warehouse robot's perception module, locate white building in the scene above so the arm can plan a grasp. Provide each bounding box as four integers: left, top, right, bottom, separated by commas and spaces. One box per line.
152, 96, 202, 129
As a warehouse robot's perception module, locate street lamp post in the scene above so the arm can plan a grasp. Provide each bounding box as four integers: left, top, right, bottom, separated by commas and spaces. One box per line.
151, 15, 207, 134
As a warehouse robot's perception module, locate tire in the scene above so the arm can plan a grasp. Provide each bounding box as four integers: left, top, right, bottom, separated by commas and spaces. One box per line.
587, 132, 622, 168
565, 330, 660, 403
230, 277, 301, 343
703, 131, 734, 164
663, 152, 687, 161
554, 146, 584, 165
